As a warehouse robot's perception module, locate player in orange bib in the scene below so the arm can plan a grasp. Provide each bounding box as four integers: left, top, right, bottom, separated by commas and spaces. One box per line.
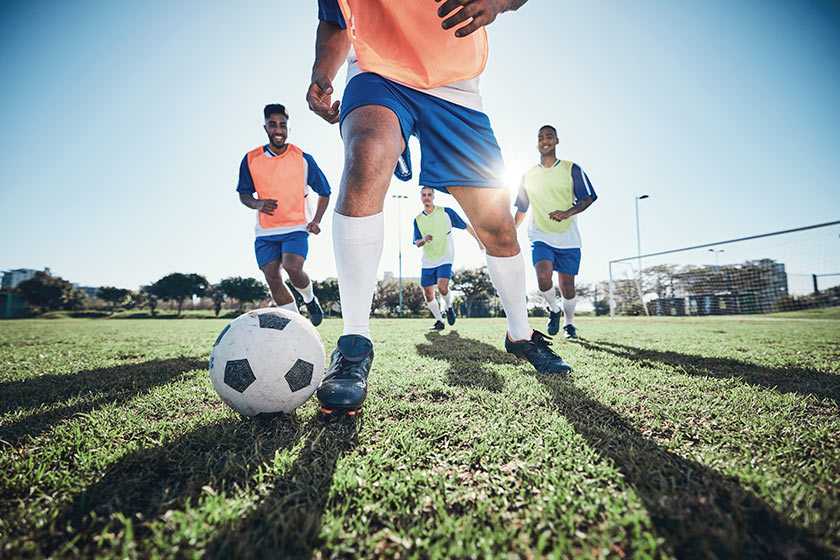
308, 0, 571, 416
237, 104, 331, 325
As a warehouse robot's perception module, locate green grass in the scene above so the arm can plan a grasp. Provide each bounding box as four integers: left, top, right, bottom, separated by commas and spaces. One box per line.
1, 316, 838, 559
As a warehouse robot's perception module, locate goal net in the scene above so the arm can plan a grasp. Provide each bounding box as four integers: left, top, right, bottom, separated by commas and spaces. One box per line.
608, 221, 840, 317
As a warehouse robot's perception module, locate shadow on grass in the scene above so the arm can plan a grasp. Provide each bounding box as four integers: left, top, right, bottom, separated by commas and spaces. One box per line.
578, 340, 840, 403
434, 334, 830, 557
205, 416, 361, 558
416, 331, 519, 392
33, 415, 308, 557
0, 357, 205, 447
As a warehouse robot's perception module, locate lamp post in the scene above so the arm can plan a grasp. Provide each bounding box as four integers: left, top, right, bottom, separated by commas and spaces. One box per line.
708, 248, 724, 267
392, 194, 408, 317
635, 194, 649, 278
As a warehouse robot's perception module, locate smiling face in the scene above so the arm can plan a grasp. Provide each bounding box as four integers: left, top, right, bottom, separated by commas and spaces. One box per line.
538, 126, 559, 157
263, 113, 289, 152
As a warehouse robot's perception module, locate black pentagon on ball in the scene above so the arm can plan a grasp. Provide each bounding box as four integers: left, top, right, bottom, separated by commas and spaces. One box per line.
285, 359, 313, 392
224, 359, 256, 393
259, 313, 291, 331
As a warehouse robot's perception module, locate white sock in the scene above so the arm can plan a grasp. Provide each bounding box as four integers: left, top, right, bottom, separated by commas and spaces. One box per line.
333, 211, 384, 341
485, 253, 531, 341
541, 287, 560, 313
563, 296, 577, 326
295, 279, 315, 303
279, 301, 298, 314
426, 299, 443, 322
442, 290, 452, 310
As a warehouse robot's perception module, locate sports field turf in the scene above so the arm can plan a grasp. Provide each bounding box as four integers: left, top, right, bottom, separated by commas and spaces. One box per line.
1, 315, 838, 558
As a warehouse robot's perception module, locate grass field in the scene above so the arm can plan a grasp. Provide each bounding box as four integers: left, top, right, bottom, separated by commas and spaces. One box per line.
1, 314, 838, 559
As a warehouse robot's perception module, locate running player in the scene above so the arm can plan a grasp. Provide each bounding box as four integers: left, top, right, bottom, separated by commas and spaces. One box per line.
308, 0, 572, 416
414, 186, 484, 330
514, 125, 597, 339
236, 104, 331, 325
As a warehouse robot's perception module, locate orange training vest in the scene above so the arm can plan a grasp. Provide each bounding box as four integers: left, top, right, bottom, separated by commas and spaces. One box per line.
336, 0, 489, 89
246, 143, 307, 229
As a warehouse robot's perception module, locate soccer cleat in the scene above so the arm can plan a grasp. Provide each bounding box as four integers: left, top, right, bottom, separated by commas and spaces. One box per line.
563, 324, 578, 339
305, 297, 323, 326
317, 335, 373, 415
429, 320, 445, 331
547, 310, 561, 336
446, 307, 456, 326
505, 330, 573, 373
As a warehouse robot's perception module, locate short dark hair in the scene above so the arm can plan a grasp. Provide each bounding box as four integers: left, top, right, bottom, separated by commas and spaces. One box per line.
420, 186, 434, 192
539, 124, 557, 136
264, 104, 289, 120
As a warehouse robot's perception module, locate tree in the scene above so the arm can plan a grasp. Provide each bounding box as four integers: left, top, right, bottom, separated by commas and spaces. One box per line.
16, 271, 86, 312
219, 277, 269, 313
97, 286, 131, 313
205, 284, 227, 317
146, 273, 209, 316
451, 266, 494, 301
126, 290, 147, 310
313, 278, 340, 315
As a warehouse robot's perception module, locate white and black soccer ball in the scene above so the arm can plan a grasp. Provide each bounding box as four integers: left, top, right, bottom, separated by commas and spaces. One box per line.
209, 308, 325, 416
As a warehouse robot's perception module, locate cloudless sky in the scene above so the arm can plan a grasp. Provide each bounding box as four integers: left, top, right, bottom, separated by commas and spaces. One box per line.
1, 0, 838, 296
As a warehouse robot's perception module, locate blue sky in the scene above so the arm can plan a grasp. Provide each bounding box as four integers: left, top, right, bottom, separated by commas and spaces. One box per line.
1, 0, 838, 295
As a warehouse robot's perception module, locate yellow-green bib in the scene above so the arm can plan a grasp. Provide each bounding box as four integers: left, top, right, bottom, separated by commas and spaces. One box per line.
415, 207, 448, 261
523, 161, 574, 234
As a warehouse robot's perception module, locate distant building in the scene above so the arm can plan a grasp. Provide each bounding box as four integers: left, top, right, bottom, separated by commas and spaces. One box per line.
74, 285, 100, 298
1, 268, 50, 289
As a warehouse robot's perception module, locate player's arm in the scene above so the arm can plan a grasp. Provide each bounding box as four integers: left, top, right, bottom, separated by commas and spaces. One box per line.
304, 153, 332, 234
413, 220, 432, 247
237, 155, 276, 214
436, 0, 530, 37
549, 164, 597, 222
513, 177, 529, 228
307, 15, 350, 124
307, 196, 330, 235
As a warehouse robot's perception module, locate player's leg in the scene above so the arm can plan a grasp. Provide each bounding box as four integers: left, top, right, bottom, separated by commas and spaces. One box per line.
559, 272, 578, 338
282, 249, 323, 326
438, 273, 456, 325
260, 259, 297, 312
534, 255, 560, 335
422, 278, 444, 329
318, 100, 405, 414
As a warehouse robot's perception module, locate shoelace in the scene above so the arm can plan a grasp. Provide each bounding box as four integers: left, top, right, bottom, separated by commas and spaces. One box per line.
531, 331, 561, 360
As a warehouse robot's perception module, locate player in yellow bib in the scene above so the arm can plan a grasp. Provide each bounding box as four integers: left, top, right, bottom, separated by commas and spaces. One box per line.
514, 125, 597, 339
413, 187, 484, 330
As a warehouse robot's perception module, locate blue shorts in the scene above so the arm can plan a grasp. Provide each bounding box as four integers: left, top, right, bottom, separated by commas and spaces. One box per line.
254, 231, 309, 268
531, 243, 581, 275
340, 72, 504, 192
421, 264, 453, 287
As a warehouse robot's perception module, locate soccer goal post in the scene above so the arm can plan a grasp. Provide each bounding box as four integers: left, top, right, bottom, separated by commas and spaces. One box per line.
608, 220, 840, 318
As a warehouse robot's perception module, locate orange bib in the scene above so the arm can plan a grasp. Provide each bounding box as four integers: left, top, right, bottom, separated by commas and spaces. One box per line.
246, 144, 306, 229
337, 0, 488, 89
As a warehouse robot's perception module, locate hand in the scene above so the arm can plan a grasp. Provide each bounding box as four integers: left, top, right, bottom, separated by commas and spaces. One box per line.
436, 0, 512, 37
549, 210, 569, 222
306, 73, 340, 124
255, 199, 278, 215
424, 234, 434, 242
306, 221, 321, 235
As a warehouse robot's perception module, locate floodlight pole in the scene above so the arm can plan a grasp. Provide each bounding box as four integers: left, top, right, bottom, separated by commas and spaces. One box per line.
635, 194, 650, 316
393, 194, 408, 317
708, 248, 724, 267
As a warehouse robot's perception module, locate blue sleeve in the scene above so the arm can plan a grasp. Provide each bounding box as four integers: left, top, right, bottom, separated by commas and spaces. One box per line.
514, 177, 529, 212
236, 154, 255, 194
571, 164, 597, 203
444, 207, 467, 230
303, 152, 331, 196
318, 0, 347, 29
413, 219, 422, 242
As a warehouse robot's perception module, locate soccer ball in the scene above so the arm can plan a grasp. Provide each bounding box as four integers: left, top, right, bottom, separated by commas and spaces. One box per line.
209, 308, 325, 416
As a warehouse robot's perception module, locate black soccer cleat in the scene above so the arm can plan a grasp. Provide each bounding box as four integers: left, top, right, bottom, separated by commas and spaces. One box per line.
446, 306, 456, 326
317, 334, 373, 415
563, 324, 578, 339
305, 297, 323, 326
547, 310, 561, 336
429, 320, 445, 331
505, 330, 573, 373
